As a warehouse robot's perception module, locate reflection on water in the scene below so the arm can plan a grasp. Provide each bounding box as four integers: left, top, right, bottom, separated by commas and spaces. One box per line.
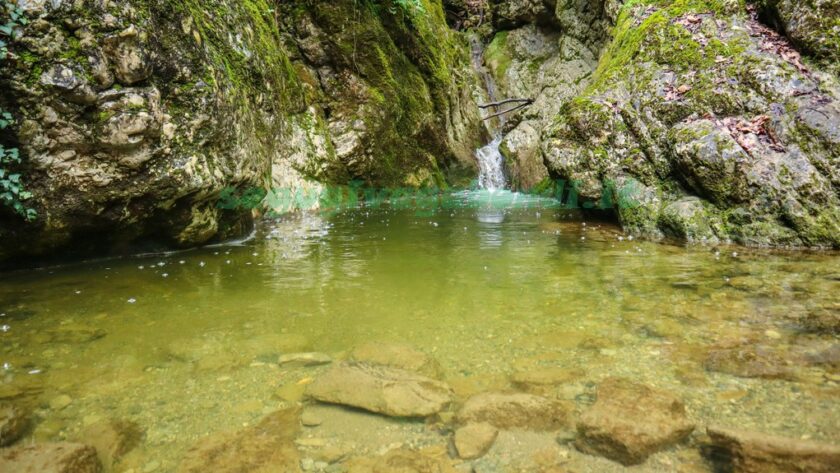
0, 191, 838, 470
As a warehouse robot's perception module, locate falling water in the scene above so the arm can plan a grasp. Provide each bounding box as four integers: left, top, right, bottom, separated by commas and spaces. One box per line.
470, 36, 508, 191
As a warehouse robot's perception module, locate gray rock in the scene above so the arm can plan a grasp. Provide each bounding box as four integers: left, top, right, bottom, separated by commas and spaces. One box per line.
306, 362, 453, 417
0, 402, 28, 447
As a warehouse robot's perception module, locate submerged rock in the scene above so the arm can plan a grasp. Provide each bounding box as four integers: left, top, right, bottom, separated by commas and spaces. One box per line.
455, 392, 573, 430
349, 342, 443, 378
510, 367, 582, 396
0, 442, 101, 472
705, 426, 840, 473
278, 352, 333, 368
78, 419, 143, 471
575, 378, 694, 465
0, 402, 28, 447
345, 447, 458, 473
704, 344, 798, 380
306, 362, 453, 417
454, 422, 498, 460
178, 408, 301, 473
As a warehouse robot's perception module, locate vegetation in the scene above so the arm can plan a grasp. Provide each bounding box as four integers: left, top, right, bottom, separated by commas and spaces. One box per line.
0, 2, 34, 221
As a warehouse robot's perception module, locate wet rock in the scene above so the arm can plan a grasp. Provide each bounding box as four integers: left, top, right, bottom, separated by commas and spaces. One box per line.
178, 408, 301, 473
345, 447, 458, 473
79, 419, 143, 471
454, 423, 498, 460
704, 344, 797, 380
511, 367, 581, 395
275, 382, 308, 403
455, 392, 573, 430
349, 342, 443, 378
0, 402, 28, 447
705, 426, 840, 473
300, 411, 323, 427
278, 352, 333, 367
49, 394, 73, 411
0, 442, 101, 472
306, 362, 453, 417
39, 326, 107, 344
575, 378, 694, 465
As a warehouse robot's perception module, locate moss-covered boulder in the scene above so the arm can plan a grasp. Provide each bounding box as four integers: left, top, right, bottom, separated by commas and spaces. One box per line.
0, 0, 484, 263
756, 0, 840, 77
541, 0, 840, 247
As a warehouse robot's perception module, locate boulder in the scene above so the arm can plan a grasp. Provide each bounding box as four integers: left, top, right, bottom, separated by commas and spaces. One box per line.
455, 392, 573, 430
575, 378, 694, 465
306, 363, 453, 417
349, 342, 443, 378
705, 426, 840, 473
178, 408, 301, 473
0, 442, 101, 472
454, 423, 498, 459
0, 402, 28, 447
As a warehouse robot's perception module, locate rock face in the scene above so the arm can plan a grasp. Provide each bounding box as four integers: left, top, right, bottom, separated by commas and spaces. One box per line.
454, 422, 498, 459
756, 0, 840, 76
455, 392, 572, 430
705, 426, 840, 473
349, 342, 444, 378
575, 378, 694, 465
306, 362, 453, 417
0, 0, 484, 264
0, 402, 27, 447
178, 408, 301, 473
540, 1, 840, 247
0, 442, 101, 473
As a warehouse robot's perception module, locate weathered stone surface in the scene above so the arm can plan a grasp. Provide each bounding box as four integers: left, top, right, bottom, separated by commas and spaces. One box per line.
78, 419, 143, 471
575, 378, 694, 465
278, 352, 333, 367
0, 402, 28, 447
306, 362, 453, 417
511, 367, 581, 395
0, 442, 101, 472
454, 422, 498, 459
756, 0, 840, 76
349, 342, 443, 378
177, 408, 301, 473
540, 1, 840, 248
455, 392, 573, 430
704, 344, 798, 380
705, 426, 840, 473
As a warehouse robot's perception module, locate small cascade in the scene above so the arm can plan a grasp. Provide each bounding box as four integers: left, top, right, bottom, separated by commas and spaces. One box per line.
470, 36, 508, 191
476, 137, 506, 191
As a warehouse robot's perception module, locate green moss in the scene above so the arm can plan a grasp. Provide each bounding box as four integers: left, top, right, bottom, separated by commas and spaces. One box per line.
485, 31, 511, 79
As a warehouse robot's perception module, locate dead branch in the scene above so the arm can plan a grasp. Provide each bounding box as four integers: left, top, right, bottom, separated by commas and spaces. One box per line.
478, 98, 534, 109
481, 101, 532, 120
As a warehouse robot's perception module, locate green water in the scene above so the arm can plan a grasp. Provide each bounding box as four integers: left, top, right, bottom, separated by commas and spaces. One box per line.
1, 190, 838, 470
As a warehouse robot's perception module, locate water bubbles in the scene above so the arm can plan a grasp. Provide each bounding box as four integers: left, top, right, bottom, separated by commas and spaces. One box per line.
252, 252, 258, 257
157, 262, 165, 267
74, 290, 81, 295
199, 261, 206, 267
2, 362, 10, 370
28, 369, 41, 375
138, 265, 145, 270
127, 298, 137, 304
162, 273, 169, 278
179, 260, 186, 265
580, 236, 586, 241
628, 235, 634, 241
226, 260, 231, 264
0, 324, 9, 332
732, 251, 738, 257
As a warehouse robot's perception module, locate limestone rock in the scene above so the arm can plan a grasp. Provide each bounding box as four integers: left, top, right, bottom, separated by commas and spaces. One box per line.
705, 426, 840, 473
0, 442, 101, 472
455, 392, 573, 430
575, 378, 694, 465
306, 362, 453, 417
0, 402, 28, 447
178, 408, 301, 473
454, 423, 498, 459
349, 342, 443, 378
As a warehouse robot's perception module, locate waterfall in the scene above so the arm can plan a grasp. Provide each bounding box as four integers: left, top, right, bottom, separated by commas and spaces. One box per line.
470, 36, 508, 191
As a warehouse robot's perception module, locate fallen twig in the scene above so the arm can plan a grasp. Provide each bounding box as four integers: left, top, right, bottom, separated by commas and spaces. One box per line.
478, 98, 534, 109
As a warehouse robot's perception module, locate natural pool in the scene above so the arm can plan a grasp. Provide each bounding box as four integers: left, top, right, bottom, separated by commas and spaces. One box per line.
1, 190, 838, 471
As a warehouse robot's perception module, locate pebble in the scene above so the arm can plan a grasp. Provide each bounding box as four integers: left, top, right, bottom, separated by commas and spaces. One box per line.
49, 394, 72, 410
765, 329, 782, 339
301, 411, 323, 427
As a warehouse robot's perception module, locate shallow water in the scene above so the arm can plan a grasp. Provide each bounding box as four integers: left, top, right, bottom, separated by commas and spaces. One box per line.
1, 190, 838, 471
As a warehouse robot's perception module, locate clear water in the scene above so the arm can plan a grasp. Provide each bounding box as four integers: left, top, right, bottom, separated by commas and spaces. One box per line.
1, 191, 838, 470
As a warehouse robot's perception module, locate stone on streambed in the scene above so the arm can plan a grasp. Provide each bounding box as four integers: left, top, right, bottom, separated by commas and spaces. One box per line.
305, 362, 453, 417
349, 342, 444, 379
0, 442, 101, 472
704, 344, 798, 380
511, 367, 582, 396
78, 419, 143, 471
455, 392, 573, 431
454, 423, 498, 460
0, 402, 28, 447
575, 378, 694, 465
178, 407, 301, 473
278, 352, 333, 368
705, 426, 840, 473
345, 447, 458, 473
